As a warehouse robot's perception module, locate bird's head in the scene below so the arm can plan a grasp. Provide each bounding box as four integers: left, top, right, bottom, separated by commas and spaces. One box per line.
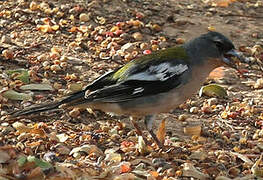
186, 31, 248, 68
202, 31, 248, 68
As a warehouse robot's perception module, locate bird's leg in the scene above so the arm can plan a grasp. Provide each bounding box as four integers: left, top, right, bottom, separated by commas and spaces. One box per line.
144, 115, 164, 149
129, 116, 150, 145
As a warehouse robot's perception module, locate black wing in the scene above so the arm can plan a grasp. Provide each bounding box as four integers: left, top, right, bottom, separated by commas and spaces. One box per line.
85, 62, 190, 103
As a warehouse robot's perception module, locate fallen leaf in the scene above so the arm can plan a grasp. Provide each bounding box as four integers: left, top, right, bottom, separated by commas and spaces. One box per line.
199, 84, 227, 98
7, 69, 29, 84
20, 83, 54, 91
156, 119, 166, 144
0, 150, 11, 163
56, 133, 69, 143
27, 156, 53, 171
183, 125, 201, 136
251, 154, 263, 177
230, 152, 253, 165
182, 163, 209, 180
2, 90, 32, 101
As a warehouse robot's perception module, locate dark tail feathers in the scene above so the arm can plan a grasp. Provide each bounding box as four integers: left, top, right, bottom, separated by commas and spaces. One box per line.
10, 90, 86, 117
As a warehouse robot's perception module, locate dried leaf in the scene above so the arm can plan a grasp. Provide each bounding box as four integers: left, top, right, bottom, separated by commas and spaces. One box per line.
183, 125, 201, 136
2, 90, 32, 101
252, 154, 263, 177
120, 162, 131, 173
70, 145, 103, 157
12, 122, 31, 133
56, 133, 69, 143
0, 150, 11, 163
156, 119, 166, 144
105, 152, 122, 162
7, 69, 29, 84
199, 84, 227, 98
27, 156, 53, 171
17, 156, 27, 167
20, 83, 54, 91
137, 136, 150, 154
182, 163, 209, 180
230, 152, 253, 165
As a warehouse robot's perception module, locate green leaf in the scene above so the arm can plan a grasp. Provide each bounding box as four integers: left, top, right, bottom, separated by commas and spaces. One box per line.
17, 156, 27, 167
27, 156, 53, 171
7, 69, 29, 84
199, 84, 227, 98
2, 90, 32, 100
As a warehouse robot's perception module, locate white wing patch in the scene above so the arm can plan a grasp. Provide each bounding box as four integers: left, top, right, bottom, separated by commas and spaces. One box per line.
132, 87, 144, 95
127, 63, 188, 81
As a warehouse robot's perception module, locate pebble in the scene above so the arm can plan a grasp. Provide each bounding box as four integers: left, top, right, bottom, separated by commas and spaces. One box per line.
189, 151, 207, 161
2, 49, 14, 60
1, 35, 12, 44
69, 108, 80, 118
132, 32, 143, 41
43, 152, 59, 163
189, 107, 198, 114
17, 133, 31, 141
178, 114, 188, 121
152, 158, 167, 167
79, 13, 90, 22
121, 43, 136, 52
135, 162, 146, 170
207, 98, 218, 106
254, 78, 263, 89
54, 144, 71, 155
50, 64, 61, 71
2, 126, 14, 135
167, 168, 175, 177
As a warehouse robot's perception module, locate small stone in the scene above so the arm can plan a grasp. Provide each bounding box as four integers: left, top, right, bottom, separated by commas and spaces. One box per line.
1, 35, 12, 44
178, 114, 188, 121
17, 133, 31, 141
112, 53, 122, 61
201, 105, 212, 114
50, 64, 61, 71
207, 98, 218, 106
140, 43, 149, 50
55, 144, 71, 155
121, 43, 136, 52
228, 167, 240, 177
2, 49, 14, 60
189, 151, 207, 161
254, 78, 263, 89
176, 38, 185, 44
2, 126, 14, 135
151, 24, 162, 31
151, 44, 159, 51
69, 108, 80, 118
152, 158, 167, 167
132, 32, 143, 41
135, 163, 146, 170
189, 107, 198, 114
111, 134, 120, 140
29, 1, 39, 11
167, 168, 175, 177
79, 13, 90, 22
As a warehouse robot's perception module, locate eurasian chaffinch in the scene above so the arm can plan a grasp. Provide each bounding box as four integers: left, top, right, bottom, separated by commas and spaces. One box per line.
10, 31, 247, 148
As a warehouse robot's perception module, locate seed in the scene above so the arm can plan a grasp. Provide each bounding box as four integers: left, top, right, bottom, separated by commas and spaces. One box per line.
79, 13, 90, 22
50, 64, 61, 71
2, 49, 14, 60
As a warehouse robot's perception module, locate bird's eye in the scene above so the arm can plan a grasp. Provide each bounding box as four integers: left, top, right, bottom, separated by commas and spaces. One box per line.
214, 40, 224, 51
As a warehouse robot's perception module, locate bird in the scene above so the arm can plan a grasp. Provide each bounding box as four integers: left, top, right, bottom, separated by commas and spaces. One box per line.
9, 31, 247, 148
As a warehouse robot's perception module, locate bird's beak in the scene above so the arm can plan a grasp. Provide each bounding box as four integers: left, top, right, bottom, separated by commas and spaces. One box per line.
222, 49, 249, 68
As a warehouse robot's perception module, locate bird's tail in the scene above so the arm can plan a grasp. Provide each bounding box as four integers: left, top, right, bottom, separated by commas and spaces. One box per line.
10, 90, 86, 117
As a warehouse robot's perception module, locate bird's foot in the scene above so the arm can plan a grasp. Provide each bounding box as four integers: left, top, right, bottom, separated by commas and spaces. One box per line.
148, 130, 164, 149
